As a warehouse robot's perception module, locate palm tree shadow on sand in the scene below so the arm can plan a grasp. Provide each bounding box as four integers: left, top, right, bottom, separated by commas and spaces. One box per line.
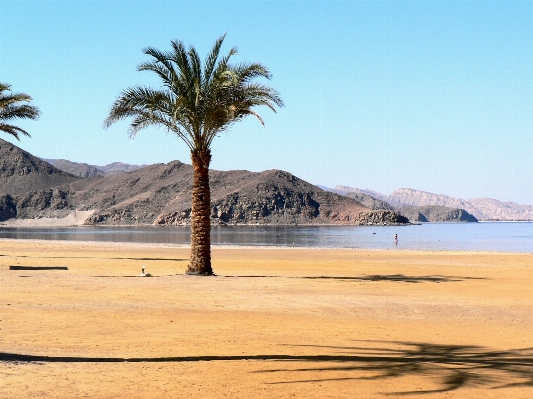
223, 274, 487, 283
2, 341, 532, 394
262, 341, 533, 395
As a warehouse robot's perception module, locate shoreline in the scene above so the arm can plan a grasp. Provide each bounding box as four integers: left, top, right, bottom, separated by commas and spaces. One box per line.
0, 221, 415, 227
0, 237, 530, 255
2, 219, 532, 228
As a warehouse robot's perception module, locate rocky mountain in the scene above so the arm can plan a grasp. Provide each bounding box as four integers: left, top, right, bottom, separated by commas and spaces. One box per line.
467, 198, 533, 221
42, 159, 104, 178
322, 185, 533, 221
66, 163, 407, 226
328, 185, 389, 201
387, 188, 470, 209
1, 142, 408, 226
395, 205, 478, 223
98, 162, 148, 175
321, 185, 478, 222
43, 159, 147, 177
0, 139, 81, 196
343, 192, 395, 211
0, 194, 16, 221
388, 188, 533, 221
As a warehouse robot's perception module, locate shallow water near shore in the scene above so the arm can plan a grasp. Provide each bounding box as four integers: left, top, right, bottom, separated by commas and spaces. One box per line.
0, 222, 532, 252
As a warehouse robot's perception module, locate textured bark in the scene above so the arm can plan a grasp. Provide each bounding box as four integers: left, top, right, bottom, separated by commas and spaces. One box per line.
187, 150, 213, 275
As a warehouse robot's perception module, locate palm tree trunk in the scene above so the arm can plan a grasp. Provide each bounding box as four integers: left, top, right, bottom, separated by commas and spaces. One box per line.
187, 149, 213, 275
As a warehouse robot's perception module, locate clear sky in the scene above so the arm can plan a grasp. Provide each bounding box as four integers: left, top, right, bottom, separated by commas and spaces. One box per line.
1, 1, 532, 204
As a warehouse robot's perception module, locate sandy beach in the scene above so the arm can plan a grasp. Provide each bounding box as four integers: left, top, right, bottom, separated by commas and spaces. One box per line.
1, 239, 533, 398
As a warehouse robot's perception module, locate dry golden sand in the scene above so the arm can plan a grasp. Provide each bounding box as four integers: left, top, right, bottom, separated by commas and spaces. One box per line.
1, 239, 533, 398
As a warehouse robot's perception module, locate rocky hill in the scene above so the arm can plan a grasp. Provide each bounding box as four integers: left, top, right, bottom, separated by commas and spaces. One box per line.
387, 188, 470, 209
395, 205, 478, 223
463, 197, 533, 221
99, 162, 148, 175
0, 139, 81, 196
321, 185, 477, 222
323, 185, 532, 221
329, 185, 389, 201
343, 192, 395, 211
42, 159, 104, 178
43, 159, 147, 177
388, 188, 533, 221
72, 164, 406, 226
1, 146, 408, 226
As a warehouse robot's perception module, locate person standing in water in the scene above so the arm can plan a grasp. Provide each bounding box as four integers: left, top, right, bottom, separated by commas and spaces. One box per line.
394, 234, 398, 248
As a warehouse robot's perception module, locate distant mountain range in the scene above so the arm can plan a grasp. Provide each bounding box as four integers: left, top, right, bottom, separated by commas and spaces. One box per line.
0, 139, 405, 226
323, 185, 533, 222
3, 137, 528, 226
42, 159, 147, 177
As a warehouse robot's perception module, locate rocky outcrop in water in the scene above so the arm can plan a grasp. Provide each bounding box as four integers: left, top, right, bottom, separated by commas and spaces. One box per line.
395, 205, 478, 223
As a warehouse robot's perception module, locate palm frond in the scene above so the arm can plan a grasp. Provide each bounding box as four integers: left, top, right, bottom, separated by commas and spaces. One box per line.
104, 36, 283, 152
105, 87, 168, 126
203, 34, 226, 85
233, 62, 272, 82
0, 104, 41, 121
0, 83, 40, 140
0, 123, 31, 140
1, 92, 33, 106
138, 61, 174, 88
212, 47, 238, 84
189, 46, 202, 83
170, 40, 194, 83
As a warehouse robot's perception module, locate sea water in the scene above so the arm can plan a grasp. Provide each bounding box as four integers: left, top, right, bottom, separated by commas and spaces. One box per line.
0, 222, 532, 252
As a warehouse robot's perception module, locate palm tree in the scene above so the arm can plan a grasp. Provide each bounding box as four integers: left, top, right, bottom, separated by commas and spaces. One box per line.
104, 35, 283, 275
0, 83, 41, 140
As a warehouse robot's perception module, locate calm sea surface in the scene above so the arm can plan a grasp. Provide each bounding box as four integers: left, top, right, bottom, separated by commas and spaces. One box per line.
0, 223, 532, 252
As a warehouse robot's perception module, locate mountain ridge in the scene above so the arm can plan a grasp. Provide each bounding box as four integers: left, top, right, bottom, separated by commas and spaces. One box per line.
0, 141, 407, 226
7, 136, 520, 224
0, 139, 82, 196
43, 158, 148, 177
324, 185, 532, 221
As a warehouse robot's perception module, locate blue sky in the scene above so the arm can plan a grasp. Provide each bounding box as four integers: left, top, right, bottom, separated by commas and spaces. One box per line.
1, 1, 532, 204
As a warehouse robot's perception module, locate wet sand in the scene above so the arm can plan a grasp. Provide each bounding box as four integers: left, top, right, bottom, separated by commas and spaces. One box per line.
1, 239, 533, 398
